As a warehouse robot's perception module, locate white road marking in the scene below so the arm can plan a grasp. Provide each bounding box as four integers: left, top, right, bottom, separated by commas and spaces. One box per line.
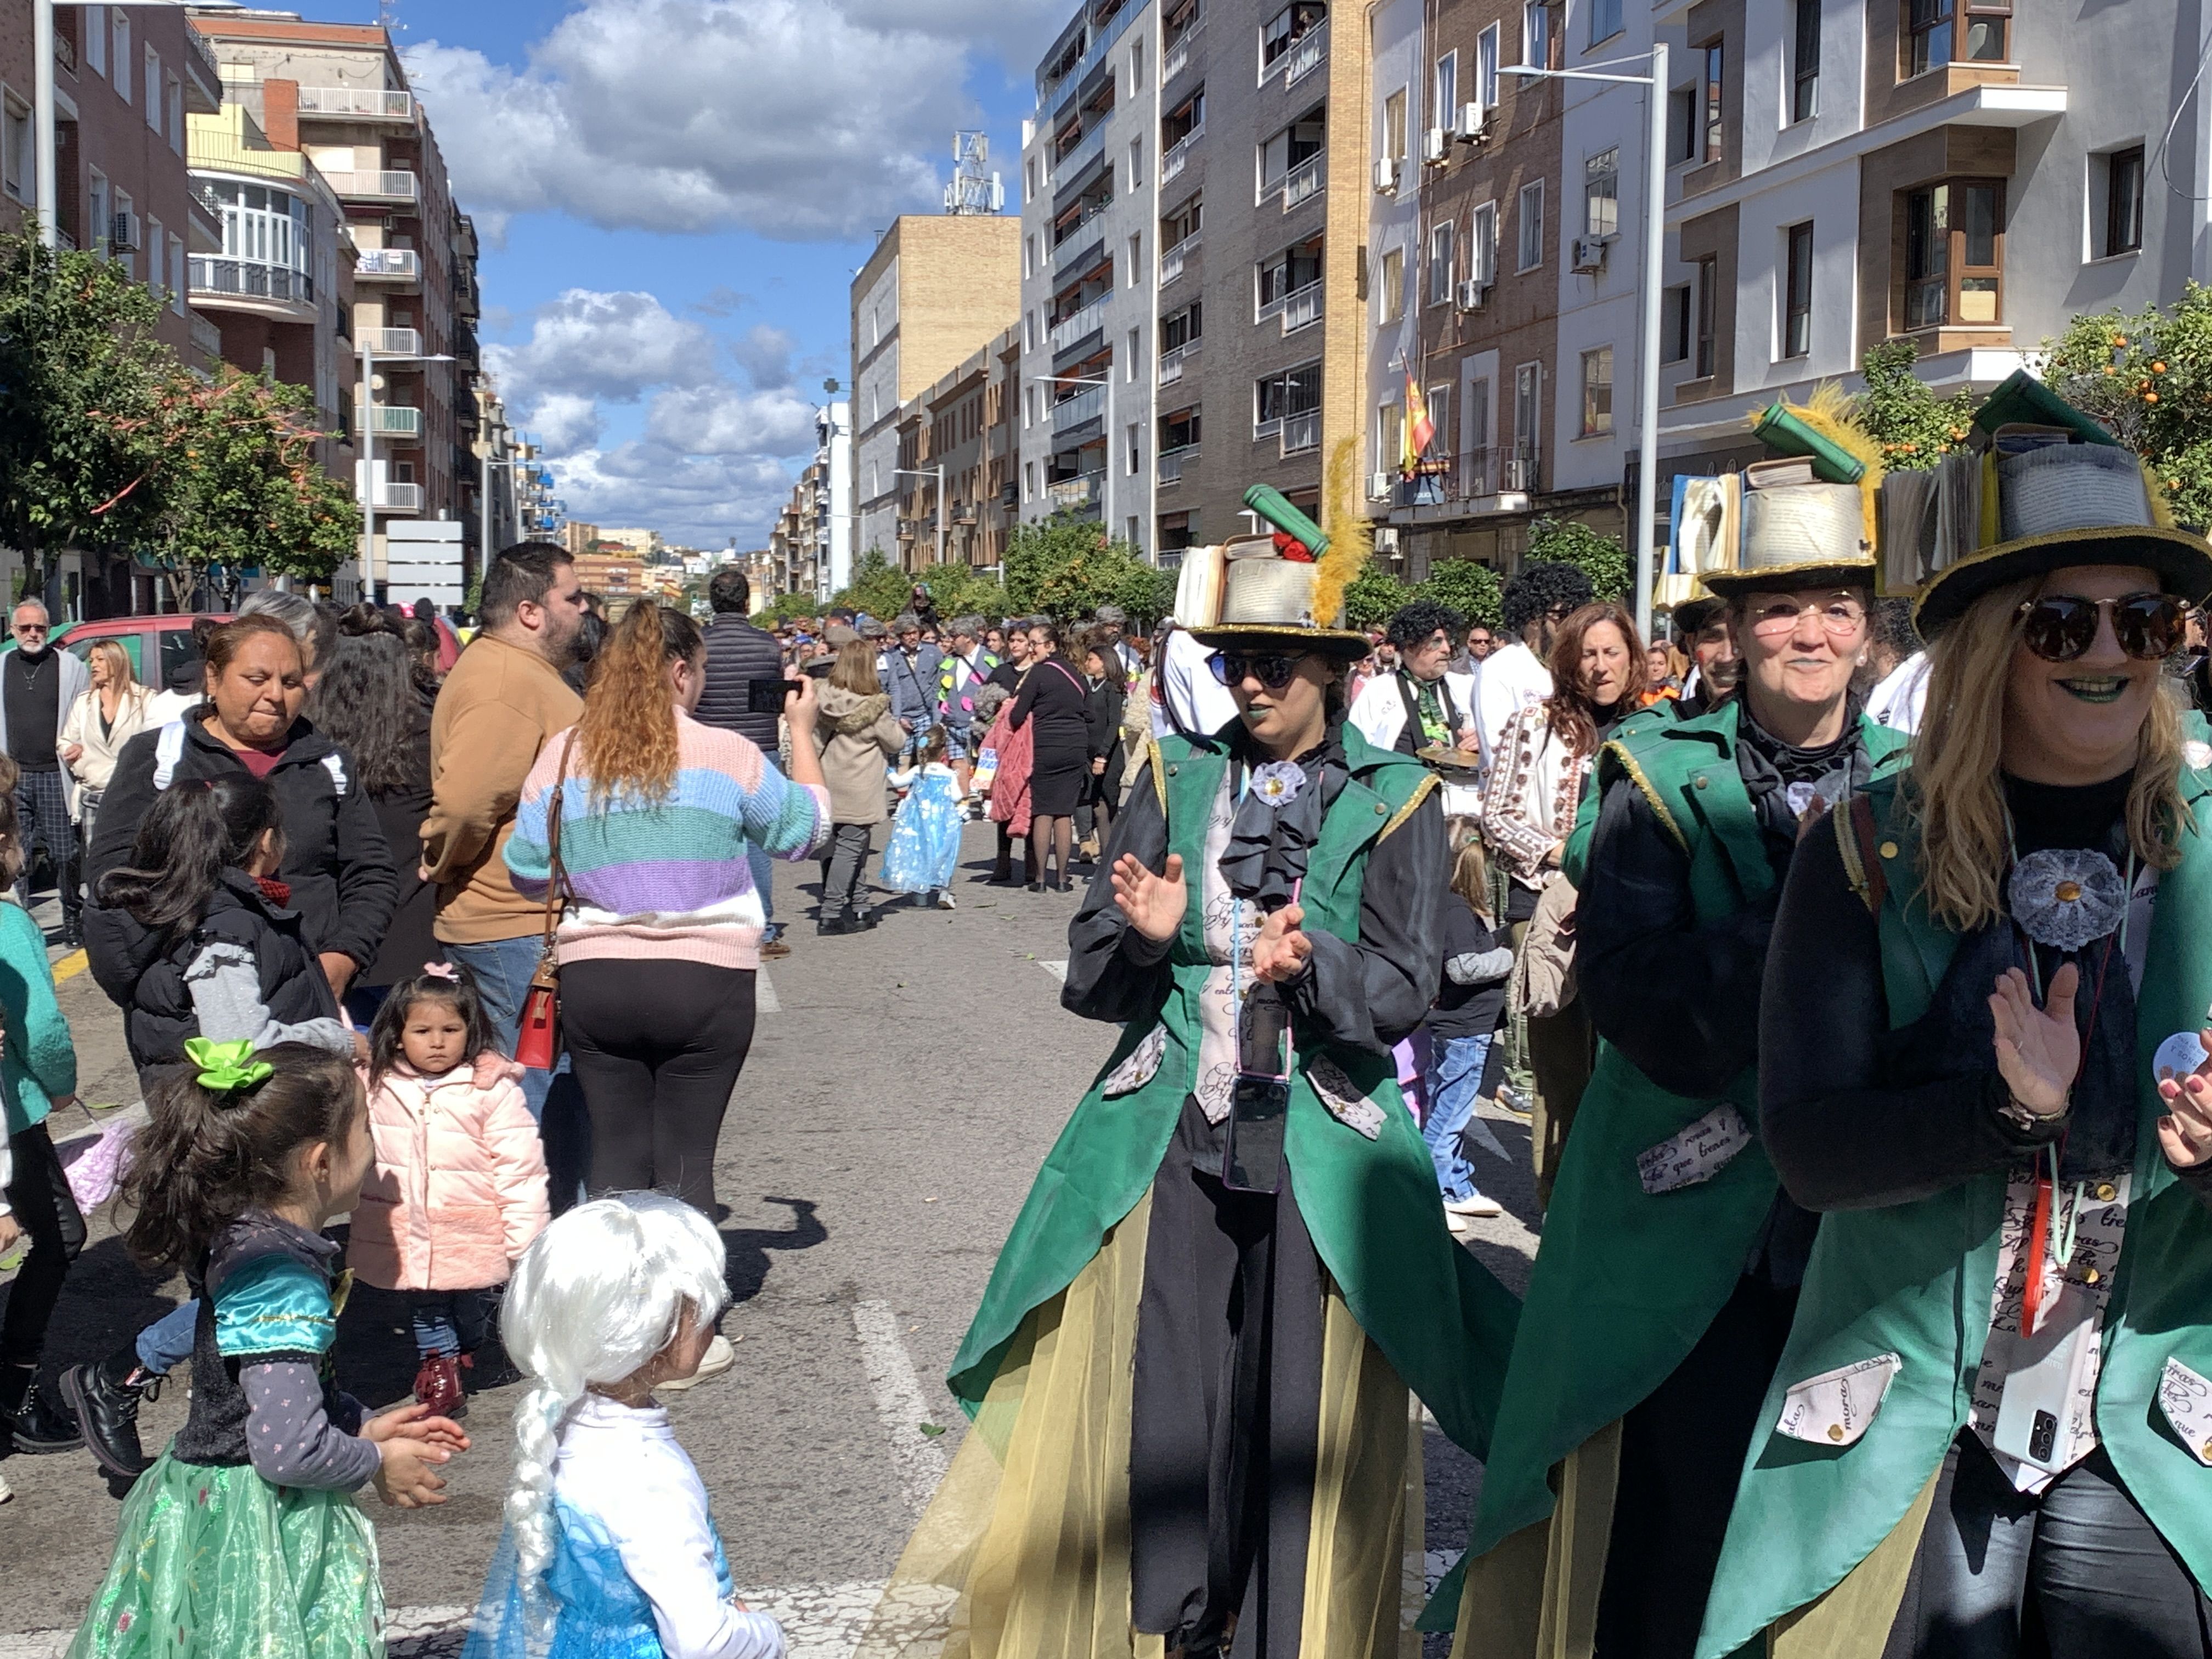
1040, 958, 1068, 982
758, 970, 781, 1013
851, 1299, 952, 1515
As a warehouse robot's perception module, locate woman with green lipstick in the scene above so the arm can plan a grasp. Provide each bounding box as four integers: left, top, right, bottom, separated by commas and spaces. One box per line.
1695, 378, 2212, 1658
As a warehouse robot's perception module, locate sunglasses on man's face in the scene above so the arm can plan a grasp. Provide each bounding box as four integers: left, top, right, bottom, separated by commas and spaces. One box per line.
2017, 592, 2186, 663
1207, 651, 1312, 690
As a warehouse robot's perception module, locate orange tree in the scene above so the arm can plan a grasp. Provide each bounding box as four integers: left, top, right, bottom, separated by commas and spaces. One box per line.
2044, 283, 2212, 529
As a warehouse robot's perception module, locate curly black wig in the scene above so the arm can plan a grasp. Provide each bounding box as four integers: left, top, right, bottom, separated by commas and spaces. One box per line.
1385, 599, 1467, 651
1500, 562, 1594, 634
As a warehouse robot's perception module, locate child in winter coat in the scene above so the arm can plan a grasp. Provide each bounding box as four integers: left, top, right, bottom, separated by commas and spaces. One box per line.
881, 726, 964, 911
64, 774, 362, 1485
1420, 834, 1516, 1233
351, 963, 548, 1420
464, 1195, 785, 1659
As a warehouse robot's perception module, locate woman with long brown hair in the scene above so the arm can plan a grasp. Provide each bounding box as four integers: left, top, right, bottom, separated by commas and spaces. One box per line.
1478, 599, 1644, 1199
812, 637, 905, 933
505, 600, 828, 1227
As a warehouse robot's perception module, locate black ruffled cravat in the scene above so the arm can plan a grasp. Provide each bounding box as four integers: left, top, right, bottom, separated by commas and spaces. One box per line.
1217, 733, 1344, 911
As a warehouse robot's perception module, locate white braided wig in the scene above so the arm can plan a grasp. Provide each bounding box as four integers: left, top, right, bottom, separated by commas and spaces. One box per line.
499, 1193, 730, 1633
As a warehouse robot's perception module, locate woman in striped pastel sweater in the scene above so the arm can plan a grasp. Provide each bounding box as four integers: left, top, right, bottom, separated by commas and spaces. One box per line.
506, 600, 828, 1216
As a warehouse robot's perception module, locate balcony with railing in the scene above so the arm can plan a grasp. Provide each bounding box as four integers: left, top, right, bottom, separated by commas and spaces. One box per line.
1282, 17, 1329, 89
1279, 280, 1322, 333
321, 170, 419, 206
1158, 338, 1201, 385
1047, 470, 1105, 511
180, 24, 222, 108
361, 327, 423, 356
1163, 15, 1204, 84
1050, 383, 1107, 431
1161, 233, 1199, 286
1049, 295, 1109, 355
294, 87, 414, 121
354, 403, 422, 438
1158, 444, 1197, 484
368, 482, 424, 511
1052, 118, 1107, 187
355, 247, 422, 284
1039, 0, 1141, 121
1052, 208, 1110, 273
190, 312, 224, 362
1282, 151, 1325, 211
1280, 410, 1320, 454
1161, 124, 1205, 184
189, 255, 314, 312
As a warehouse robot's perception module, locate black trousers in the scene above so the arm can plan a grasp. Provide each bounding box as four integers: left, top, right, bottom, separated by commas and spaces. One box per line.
1595, 1271, 1799, 1659
13, 768, 78, 923
1, 1122, 87, 1369
561, 960, 757, 1214
1128, 1097, 1324, 1658
1882, 1432, 2212, 1658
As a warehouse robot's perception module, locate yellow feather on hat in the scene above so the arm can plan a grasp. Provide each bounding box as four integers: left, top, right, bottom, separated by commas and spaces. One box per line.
1309, 435, 1373, 629
1746, 381, 1888, 546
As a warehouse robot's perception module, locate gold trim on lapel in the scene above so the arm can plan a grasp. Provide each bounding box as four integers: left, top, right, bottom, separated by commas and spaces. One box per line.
1604, 741, 1688, 855
1379, 774, 1440, 843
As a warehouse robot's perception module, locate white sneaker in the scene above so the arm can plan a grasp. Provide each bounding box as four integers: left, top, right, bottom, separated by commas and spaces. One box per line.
658, 1333, 735, 1393
936, 891, 957, 911
1444, 1192, 1503, 1219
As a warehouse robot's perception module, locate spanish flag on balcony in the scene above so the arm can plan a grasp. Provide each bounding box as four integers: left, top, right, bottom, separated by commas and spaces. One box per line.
1403, 372, 1435, 478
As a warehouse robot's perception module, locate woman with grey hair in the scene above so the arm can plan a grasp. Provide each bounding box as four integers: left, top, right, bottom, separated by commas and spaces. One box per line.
238, 589, 338, 684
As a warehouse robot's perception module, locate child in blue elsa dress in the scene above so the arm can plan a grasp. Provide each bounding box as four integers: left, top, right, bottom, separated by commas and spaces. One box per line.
881, 725, 965, 911
464, 1194, 786, 1659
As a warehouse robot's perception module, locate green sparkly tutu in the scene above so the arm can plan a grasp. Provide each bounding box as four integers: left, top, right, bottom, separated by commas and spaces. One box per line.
70, 1452, 384, 1659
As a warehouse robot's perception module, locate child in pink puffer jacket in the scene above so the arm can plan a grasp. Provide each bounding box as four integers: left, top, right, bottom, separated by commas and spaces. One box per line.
349, 963, 548, 1419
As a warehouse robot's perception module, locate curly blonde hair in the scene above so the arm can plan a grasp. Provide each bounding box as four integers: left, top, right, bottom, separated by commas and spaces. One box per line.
1908, 574, 2190, 932
575, 600, 701, 804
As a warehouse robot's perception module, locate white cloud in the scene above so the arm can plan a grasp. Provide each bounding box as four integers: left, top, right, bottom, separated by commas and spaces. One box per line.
406, 0, 985, 241
729, 324, 795, 390
528, 393, 603, 458
550, 442, 799, 548
485, 289, 717, 411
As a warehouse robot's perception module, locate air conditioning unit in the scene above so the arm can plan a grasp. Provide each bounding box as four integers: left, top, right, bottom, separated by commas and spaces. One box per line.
1374, 526, 1401, 554
110, 209, 140, 251
1455, 278, 1490, 312
1373, 155, 1399, 193
1368, 470, 1395, 499
1458, 101, 1489, 143
1571, 236, 1609, 273
1422, 127, 1450, 165
1504, 456, 1535, 490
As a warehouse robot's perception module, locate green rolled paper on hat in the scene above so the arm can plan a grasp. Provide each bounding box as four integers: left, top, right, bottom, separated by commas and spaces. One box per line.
1243, 484, 1331, 557
1751, 402, 1866, 485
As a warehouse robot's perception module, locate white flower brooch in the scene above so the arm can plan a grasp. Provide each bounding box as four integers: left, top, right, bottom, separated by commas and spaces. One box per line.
2008, 846, 2126, 951
1249, 760, 1307, 809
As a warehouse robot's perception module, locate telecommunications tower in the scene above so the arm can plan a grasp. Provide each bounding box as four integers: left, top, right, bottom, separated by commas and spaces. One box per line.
944, 131, 1005, 216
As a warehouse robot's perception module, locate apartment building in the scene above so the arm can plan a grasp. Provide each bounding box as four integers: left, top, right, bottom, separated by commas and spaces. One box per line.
185, 97, 357, 489
893, 324, 1021, 570
1367, 0, 1606, 577
850, 215, 1020, 566
190, 9, 482, 595
769, 456, 831, 600
1654, 0, 2204, 486
560, 520, 602, 558
1017, 0, 1157, 555
1017, 0, 1373, 566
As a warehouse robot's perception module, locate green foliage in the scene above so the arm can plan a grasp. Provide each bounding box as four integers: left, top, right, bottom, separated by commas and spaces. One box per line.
833, 547, 907, 619
148, 369, 355, 602
1526, 517, 1632, 603
1417, 558, 1502, 628
764, 590, 821, 624
1856, 338, 1979, 471
0, 225, 175, 580
2044, 284, 2212, 528
1341, 562, 1411, 631
906, 560, 1008, 622
1002, 511, 1168, 623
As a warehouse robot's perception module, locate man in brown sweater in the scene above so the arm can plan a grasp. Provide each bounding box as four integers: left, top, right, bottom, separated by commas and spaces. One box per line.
422, 541, 588, 1116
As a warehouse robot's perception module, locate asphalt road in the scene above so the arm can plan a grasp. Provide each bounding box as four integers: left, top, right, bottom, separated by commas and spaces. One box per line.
0, 822, 1542, 1656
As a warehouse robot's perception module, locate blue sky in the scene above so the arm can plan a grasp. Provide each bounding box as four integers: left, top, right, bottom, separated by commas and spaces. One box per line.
349, 0, 1068, 547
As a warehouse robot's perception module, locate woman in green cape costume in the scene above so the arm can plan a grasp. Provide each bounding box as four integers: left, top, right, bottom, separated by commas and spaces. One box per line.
1690, 385, 2212, 1657
859, 532, 1517, 1659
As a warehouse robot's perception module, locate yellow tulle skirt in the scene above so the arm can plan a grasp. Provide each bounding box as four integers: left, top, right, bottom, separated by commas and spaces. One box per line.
857, 1190, 1427, 1659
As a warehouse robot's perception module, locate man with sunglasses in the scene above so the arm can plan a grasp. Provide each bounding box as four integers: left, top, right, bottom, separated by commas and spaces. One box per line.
1448, 470, 1912, 1656
1346, 599, 1479, 759
0, 601, 89, 946
933, 544, 1514, 1659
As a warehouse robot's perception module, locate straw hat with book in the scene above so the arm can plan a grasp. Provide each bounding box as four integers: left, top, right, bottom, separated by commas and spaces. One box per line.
1178, 484, 1373, 657
1699, 388, 1886, 598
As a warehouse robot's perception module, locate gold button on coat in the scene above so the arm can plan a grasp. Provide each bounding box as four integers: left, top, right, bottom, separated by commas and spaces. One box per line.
1827, 1424, 1844, 1441
2094, 1182, 2118, 1202
1880, 841, 1899, 859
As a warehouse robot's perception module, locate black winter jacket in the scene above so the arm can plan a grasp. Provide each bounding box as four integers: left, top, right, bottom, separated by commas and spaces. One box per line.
87, 868, 342, 1069
86, 712, 398, 972
694, 614, 785, 752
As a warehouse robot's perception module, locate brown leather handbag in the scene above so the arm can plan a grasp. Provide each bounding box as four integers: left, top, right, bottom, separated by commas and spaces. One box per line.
514, 732, 577, 1070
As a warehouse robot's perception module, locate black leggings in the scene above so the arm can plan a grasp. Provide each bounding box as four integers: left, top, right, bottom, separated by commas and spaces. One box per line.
561, 960, 757, 1214
2, 1122, 87, 1368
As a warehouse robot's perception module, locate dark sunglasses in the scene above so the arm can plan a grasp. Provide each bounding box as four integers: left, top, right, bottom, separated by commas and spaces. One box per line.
1207, 651, 1312, 690
2017, 592, 2186, 663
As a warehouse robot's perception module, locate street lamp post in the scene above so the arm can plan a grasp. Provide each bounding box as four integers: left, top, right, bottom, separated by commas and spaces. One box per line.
358, 337, 453, 599
1501, 41, 1669, 641
1036, 372, 1116, 543
892, 465, 947, 567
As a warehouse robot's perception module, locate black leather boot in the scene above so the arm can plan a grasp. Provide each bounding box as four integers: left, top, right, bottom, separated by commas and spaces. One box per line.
1, 1362, 82, 1454
59, 1350, 156, 1476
